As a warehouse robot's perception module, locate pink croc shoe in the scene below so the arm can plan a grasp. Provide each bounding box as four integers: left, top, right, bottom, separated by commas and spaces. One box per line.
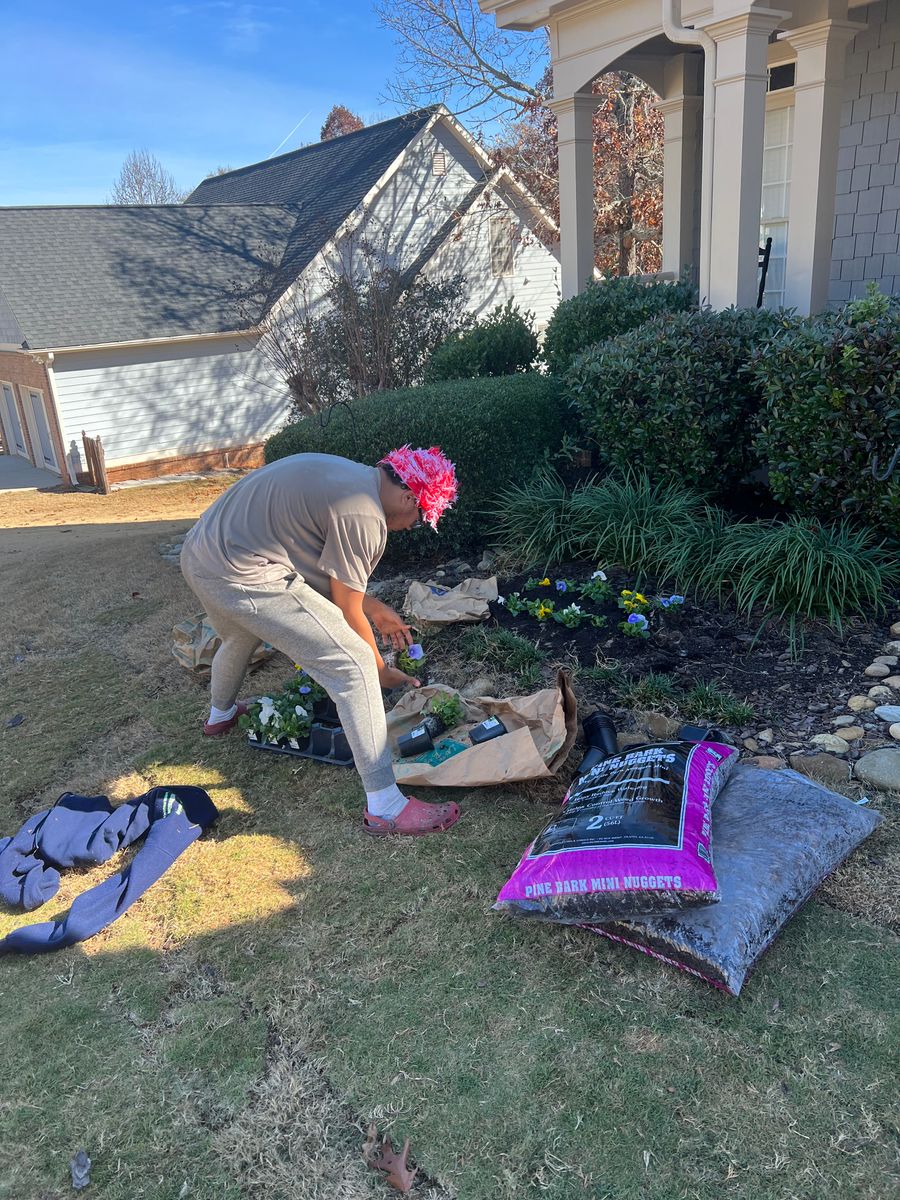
363, 795, 461, 838
203, 701, 249, 737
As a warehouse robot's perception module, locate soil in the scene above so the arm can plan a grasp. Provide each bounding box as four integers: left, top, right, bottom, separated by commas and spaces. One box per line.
488, 562, 899, 754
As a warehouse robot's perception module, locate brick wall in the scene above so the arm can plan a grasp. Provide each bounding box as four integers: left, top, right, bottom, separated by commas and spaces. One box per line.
0, 350, 70, 482
830, 0, 900, 302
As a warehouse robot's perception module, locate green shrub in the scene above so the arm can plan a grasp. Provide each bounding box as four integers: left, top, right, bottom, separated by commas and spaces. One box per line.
565, 471, 712, 581
566, 307, 788, 494
751, 293, 900, 536
426, 301, 538, 381
265, 374, 567, 559
490, 465, 574, 565
542, 275, 696, 375
690, 516, 899, 638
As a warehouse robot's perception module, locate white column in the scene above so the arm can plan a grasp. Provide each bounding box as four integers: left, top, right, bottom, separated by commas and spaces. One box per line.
701, 7, 790, 308
779, 19, 864, 313
657, 55, 703, 279
548, 93, 597, 298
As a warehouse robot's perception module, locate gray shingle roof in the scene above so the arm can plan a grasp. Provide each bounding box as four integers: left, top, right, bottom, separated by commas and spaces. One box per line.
0, 108, 439, 350
0, 204, 298, 349
186, 107, 439, 286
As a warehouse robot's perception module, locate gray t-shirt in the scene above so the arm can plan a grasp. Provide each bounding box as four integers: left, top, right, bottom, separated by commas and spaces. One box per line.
183, 454, 387, 595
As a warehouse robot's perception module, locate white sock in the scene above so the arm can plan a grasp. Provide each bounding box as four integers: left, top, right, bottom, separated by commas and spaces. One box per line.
365, 784, 409, 820
209, 703, 237, 724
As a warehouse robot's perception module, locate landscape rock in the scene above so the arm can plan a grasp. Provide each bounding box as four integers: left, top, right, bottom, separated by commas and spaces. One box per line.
873, 655, 899, 666
807, 701, 829, 712
890, 621, 900, 638
874, 705, 900, 724
617, 732, 649, 750
848, 695, 877, 712
638, 711, 680, 740
477, 552, 496, 571
832, 714, 859, 727
835, 725, 865, 742
810, 733, 851, 755
864, 663, 890, 678
891, 724, 900, 743
461, 676, 494, 698
854, 747, 900, 791
868, 686, 895, 702
790, 752, 849, 786
751, 755, 785, 769
883, 676, 900, 689
757, 727, 775, 745
883, 640, 900, 654
743, 737, 760, 752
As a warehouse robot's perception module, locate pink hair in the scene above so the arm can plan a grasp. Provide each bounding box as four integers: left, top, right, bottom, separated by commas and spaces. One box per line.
379, 445, 458, 530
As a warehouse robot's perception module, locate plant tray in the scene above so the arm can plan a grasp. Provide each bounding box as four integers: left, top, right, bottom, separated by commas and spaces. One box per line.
246, 723, 354, 767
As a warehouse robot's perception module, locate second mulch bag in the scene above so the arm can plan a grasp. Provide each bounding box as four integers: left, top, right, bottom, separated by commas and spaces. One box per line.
386, 672, 577, 787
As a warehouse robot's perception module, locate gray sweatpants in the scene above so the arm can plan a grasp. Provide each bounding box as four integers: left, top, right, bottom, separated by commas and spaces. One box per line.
181, 548, 396, 792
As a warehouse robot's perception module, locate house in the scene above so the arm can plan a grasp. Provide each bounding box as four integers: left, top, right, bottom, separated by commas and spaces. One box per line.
0, 107, 560, 486
479, 0, 900, 314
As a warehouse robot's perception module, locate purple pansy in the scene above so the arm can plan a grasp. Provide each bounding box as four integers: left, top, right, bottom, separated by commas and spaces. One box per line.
407, 643, 425, 660
627, 613, 648, 627
555, 580, 567, 593
299, 685, 311, 694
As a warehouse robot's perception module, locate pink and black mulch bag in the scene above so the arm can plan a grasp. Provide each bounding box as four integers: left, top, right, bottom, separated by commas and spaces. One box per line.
494, 737, 738, 922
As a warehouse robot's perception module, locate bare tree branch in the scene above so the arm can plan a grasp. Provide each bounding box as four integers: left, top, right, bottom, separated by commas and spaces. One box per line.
109, 150, 187, 204
376, 0, 547, 126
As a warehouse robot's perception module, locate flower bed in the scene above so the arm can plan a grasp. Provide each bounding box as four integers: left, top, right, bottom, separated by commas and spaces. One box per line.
483, 562, 897, 758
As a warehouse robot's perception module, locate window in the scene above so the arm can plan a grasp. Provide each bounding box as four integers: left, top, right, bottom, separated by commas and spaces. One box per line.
432, 149, 447, 177
490, 215, 515, 277
759, 103, 794, 309
767, 63, 796, 92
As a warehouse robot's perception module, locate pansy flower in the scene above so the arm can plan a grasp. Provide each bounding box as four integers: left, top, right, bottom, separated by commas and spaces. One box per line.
406, 643, 425, 660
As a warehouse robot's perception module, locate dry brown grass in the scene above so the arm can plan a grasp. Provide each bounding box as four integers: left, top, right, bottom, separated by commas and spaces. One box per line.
1, 484, 898, 1200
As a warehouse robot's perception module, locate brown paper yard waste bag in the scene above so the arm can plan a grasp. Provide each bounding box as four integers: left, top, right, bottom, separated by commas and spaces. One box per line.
172, 613, 275, 672
403, 577, 498, 626
386, 672, 577, 787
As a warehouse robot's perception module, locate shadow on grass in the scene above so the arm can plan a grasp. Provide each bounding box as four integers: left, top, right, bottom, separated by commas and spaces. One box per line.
2, 702, 899, 1200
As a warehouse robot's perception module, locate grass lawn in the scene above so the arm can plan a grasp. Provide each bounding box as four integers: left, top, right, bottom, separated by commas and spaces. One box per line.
1, 482, 898, 1200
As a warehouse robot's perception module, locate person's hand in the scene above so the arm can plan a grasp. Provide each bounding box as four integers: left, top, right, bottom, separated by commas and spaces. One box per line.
379, 664, 420, 690
369, 602, 414, 651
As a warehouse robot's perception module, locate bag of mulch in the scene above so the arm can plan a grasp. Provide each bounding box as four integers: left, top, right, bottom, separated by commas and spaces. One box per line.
494, 740, 738, 921
586, 764, 883, 995
172, 613, 275, 672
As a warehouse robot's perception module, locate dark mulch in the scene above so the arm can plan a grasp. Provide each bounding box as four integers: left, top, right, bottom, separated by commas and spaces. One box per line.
488, 563, 896, 750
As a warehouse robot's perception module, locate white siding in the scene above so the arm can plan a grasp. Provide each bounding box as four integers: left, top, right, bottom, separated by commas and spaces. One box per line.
422, 181, 561, 330
51, 334, 290, 471
292, 123, 560, 328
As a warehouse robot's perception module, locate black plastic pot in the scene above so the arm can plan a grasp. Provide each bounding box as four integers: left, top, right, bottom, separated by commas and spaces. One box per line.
312, 695, 341, 727
397, 713, 446, 758
469, 715, 507, 745
575, 712, 619, 778
309, 724, 334, 756
246, 724, 354, 767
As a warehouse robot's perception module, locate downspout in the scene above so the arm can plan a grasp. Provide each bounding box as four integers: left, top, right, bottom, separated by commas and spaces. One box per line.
661, 0, 716, 303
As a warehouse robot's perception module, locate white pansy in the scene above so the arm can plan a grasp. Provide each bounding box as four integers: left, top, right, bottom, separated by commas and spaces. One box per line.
591, 569, 608, 581
258, 697, 277, 726
497, 595, 506, 606
294, 705, 308, 719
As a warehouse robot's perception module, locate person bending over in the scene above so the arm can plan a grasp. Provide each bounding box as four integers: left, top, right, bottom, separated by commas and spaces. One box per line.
180, 446, 460, 838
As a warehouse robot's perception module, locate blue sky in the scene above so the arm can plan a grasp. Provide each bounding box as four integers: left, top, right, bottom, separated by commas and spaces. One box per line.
0, 1, 405, 205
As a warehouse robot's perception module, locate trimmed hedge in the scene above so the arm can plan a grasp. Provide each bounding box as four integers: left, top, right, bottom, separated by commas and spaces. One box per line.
425, 301, 538, 380
265, 374, 568, 558
565, 307, 788, 494
752, 297, 900, 536
542, 275, 696, 376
